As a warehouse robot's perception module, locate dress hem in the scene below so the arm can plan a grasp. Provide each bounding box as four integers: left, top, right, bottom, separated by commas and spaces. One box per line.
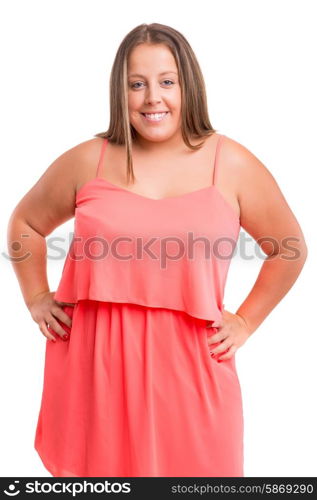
35, 444, 80, 478
53, 294, 224, 323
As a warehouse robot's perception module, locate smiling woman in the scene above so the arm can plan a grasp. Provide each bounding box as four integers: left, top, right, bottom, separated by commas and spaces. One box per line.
126, 44, 183, 149
7, 22, 307, 479
94, 25, 216, 183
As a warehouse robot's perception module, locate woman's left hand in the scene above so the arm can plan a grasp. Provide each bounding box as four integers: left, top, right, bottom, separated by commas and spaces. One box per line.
206, 309, 252, 361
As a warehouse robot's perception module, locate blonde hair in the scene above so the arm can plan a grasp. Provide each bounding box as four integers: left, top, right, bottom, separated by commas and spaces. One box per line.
94, 22, 218, 184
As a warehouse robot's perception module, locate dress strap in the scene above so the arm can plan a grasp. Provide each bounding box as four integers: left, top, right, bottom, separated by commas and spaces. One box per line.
212, 134, 225, 186
96, 138, 108, 178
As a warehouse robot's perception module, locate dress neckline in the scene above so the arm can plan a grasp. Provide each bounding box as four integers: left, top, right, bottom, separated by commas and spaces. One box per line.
75, 176, 241, 223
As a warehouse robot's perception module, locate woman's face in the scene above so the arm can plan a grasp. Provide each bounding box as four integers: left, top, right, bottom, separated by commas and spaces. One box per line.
127, 43, 182, 145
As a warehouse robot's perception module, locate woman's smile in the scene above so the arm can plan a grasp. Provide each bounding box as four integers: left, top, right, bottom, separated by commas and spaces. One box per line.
140, 111, 170, 123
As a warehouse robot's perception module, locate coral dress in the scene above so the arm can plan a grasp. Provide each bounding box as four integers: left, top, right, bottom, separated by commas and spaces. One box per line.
34, 134, 244, 477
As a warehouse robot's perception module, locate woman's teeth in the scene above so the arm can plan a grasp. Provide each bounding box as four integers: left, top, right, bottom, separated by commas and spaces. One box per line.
141, 112, 169, 121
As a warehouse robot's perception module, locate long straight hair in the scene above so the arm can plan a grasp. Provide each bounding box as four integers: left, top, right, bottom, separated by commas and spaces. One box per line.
94, 23, 218, 184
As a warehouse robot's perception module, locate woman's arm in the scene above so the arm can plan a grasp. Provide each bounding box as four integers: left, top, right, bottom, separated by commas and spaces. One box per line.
224, 136, 308, 336
7, 138, 95, 310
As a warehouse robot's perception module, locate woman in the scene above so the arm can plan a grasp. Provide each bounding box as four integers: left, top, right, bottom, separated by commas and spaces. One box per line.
7, 23, 307, 477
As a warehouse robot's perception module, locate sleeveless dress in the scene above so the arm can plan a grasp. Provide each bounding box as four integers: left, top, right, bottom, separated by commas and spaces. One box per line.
34, 133, 244, 477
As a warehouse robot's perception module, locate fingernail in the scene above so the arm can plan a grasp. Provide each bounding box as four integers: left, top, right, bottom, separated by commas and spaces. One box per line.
62, 334, 69, 341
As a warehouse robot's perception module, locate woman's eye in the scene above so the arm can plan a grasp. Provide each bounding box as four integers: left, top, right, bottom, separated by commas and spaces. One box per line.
130, 82, 143, 89
129, 80, 174, 89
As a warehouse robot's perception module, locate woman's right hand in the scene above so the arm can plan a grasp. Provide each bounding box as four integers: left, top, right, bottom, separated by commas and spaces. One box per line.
28, 291, 74, 342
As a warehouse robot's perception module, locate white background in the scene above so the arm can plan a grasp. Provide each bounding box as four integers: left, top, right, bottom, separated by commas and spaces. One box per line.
1, 0, 316, 477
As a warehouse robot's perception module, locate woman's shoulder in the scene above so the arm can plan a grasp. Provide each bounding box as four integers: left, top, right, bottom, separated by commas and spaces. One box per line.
221, 134, 292, 236
220, 134, 277, 188
72, 136, 105, 163
218, 133, 252, 164
70, 136, 108, 191
75, 136, 122, 167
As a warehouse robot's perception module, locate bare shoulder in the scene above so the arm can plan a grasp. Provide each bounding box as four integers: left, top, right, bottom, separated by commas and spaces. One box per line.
72, 136, 105, 190
10, 136, 104, 237
72, 136, 127, 191
220, 135, 306, 251
49, 135, 106, 186
219, 134, 275, 188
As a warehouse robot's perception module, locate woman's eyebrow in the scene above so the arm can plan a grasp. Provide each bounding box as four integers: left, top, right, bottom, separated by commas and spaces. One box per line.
128, 71, 178, 77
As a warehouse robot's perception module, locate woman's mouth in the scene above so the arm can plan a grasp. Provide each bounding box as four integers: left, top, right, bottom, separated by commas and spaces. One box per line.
141, 112, 169, 122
